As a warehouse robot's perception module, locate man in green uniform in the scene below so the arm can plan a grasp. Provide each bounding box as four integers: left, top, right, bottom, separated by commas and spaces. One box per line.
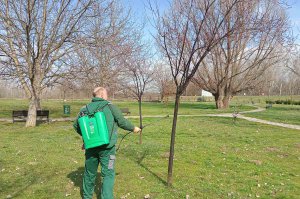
73, 87, 141, 199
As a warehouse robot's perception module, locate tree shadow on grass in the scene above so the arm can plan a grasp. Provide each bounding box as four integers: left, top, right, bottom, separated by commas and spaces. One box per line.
136, 151, 168, 186
4, 173, 54, 198
67, 167, 102, 198
5, 177, 38, 198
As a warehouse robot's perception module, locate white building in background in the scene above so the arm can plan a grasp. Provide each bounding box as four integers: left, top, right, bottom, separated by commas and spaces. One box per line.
201, 90, 213, 97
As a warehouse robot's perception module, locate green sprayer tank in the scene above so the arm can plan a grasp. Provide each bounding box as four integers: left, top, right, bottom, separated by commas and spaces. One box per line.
78, 111, 109, 149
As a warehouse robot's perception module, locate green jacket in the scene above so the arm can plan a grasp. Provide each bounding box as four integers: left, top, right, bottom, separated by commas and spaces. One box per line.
73, 97, 135, 149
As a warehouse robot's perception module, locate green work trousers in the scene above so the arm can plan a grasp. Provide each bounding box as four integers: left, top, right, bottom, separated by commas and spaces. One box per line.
83, 146, 116, 199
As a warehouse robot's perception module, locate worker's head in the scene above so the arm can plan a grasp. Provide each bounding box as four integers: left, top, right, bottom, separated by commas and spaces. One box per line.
93, 87, 108, 100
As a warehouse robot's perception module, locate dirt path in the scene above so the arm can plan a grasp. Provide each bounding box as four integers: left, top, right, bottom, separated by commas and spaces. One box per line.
205, 106, 300, 130
2, 106, 299, 130
205, 113, 300, 130
239, 106, 266, 114
238, 115, 300, 130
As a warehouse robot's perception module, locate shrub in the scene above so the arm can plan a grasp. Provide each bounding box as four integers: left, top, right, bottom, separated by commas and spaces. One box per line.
265, 100, 274, 104
197, 97, 206, 102
267, 99, 300, 105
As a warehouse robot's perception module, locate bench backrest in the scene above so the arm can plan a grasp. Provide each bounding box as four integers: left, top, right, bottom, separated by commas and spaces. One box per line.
120, 108, 129, 113
37, 110, 49, 116
12, 110, 28, 117
12, 110, 49, 117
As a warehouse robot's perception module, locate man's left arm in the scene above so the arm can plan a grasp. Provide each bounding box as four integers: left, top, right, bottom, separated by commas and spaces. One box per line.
73, 117, 82, 136
73, 108, 83, 137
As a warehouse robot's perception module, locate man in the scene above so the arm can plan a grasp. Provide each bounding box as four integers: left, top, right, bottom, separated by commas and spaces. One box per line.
73, 87, 141, 199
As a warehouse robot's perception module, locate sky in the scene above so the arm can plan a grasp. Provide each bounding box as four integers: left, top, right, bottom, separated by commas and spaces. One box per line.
121, 0, 169, 40
287, 0, 300, 36
122, 0, 300, 43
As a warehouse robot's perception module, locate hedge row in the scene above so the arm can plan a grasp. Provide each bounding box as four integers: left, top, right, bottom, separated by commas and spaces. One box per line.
266, 100, 300, 105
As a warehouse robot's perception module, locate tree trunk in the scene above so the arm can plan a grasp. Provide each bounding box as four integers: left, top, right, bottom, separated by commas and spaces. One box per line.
26, 84, 42, 127
167, 93, 180, 186
26, 97, 38, 127
160, 92, 164, 102
214, 93, 225, 109
279, 83, 282, 96
36, 97, 41, 110
63, 90, 67, 101
222, 95, 231, 109
138, 98, 143, 145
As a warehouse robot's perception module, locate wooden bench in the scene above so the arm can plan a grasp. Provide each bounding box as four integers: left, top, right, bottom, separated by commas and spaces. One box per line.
266, 104, 272, 109
12, 110, 50, 123
120, 108, 130, 115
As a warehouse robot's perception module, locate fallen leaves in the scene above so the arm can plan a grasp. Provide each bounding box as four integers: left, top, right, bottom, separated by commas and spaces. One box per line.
249, 159, 263, 165
120, 192, 130, 199
28, 162, 38, 165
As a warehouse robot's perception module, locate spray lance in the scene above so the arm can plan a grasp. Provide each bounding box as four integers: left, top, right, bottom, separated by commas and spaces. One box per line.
116, 115, 170, 151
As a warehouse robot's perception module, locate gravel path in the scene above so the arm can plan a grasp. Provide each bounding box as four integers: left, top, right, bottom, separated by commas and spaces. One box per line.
205, 106, 300, 130
205, 113, 300, 130
238, 115, 300, 130
1, 106, 299, 130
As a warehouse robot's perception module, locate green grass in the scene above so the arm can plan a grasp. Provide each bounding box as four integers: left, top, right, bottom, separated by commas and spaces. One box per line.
0, 99, 254, 118
244, 104, 300, 125
0, 117, 299, 198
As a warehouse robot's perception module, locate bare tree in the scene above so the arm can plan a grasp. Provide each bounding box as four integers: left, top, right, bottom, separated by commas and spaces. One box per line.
67, 0, 142, 93
153, 63, 176, 102
121, 56, 153, 144
0, 0, 94, 126
239, 64, 300, 96
153, 0, 240, 185
192, 0, 291, 108
55, 78, 78, 101
289, 58, 300, 77
285, 46, 300, 77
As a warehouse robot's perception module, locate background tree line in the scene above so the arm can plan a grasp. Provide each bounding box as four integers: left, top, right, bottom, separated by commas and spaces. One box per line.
0, 0, 298, 124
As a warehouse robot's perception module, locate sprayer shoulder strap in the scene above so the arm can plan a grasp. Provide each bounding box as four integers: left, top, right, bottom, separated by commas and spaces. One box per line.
107, 103, 115, 141
95, 103, 109, 113
106, 103, 113, 114
86, 103, 109, 116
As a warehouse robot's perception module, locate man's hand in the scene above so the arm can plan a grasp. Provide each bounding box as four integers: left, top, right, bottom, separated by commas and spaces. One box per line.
133, 127, 141, 133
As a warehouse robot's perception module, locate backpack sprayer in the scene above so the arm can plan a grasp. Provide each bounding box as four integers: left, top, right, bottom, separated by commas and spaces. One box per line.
78, 104, 112, 149
116, 115, 170, 151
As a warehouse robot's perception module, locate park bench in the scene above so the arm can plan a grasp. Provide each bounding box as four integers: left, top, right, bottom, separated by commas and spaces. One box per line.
12, 110, 50, 123
120, 108, 131, 115
266, 104, 272, 109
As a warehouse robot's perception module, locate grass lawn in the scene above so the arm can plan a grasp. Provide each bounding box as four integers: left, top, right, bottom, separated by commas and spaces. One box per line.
0, 99, 254, 118
244, 104, 300, 125
0, 117, 299, 198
